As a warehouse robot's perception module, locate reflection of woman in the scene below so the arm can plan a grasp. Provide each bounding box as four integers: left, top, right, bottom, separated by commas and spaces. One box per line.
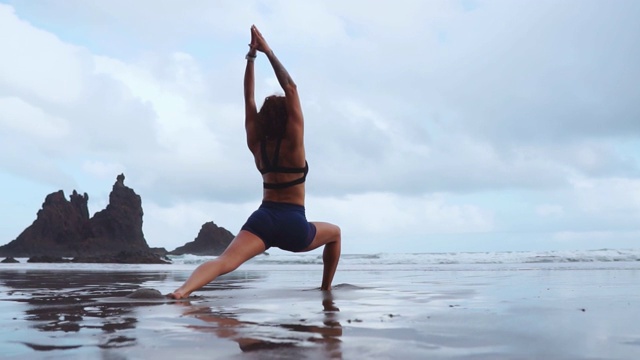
170, 25, 341, 299
180, 291, 342, 354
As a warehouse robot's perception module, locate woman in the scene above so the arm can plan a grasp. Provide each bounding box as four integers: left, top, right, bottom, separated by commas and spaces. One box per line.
170, 25, 341, 299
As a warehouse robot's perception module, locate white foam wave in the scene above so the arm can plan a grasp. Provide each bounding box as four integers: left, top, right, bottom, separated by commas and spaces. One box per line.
166, 248, 640, 267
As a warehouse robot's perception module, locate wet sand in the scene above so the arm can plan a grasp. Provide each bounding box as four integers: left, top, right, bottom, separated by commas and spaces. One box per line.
0, 262, 639, 359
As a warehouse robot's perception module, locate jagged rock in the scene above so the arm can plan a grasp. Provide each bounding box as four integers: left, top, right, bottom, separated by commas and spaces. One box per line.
1, 257, 19, 263
0, 190, 90, 257
0, 174, 167, 263
87, 174, 150, 254
169, 221, 234, 256
150, 247, 168, 256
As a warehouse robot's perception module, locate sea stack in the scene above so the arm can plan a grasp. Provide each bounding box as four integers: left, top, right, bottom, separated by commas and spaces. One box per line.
0, 174, 164, 263
169, 221, 234, 256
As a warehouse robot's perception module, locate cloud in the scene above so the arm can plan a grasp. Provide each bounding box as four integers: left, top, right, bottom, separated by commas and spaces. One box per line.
428, 1, 640, 143
1, 1, 639, 252
90, 52, 260, 203
569, 177, 640, 220
0, 97, 70, 139
82, 160, 126, 180
536, 204, 564, 218
0, 5, 86, 104
552, 230, 640, 245
140, 192, 495, 252
0, 3, 158, 188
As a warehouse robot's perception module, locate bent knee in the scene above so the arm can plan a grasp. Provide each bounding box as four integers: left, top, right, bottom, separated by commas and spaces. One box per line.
331, 224, 342, 242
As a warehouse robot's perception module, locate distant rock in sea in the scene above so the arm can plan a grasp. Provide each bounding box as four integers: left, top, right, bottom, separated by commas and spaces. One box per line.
0, 174, 166, 263
169, 221, 234, 256
1, 257, 19, 263
150, 247, 169, 257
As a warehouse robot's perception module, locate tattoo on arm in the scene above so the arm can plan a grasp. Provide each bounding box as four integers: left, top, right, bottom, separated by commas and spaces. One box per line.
268, 50, 294, 88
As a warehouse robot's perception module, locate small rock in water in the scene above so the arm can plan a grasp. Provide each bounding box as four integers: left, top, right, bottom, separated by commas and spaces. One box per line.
1, 257, 19, 263
127, 288, 165, 299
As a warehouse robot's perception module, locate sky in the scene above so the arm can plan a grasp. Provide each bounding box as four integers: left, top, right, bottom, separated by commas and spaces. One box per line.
0, 0, 639, 255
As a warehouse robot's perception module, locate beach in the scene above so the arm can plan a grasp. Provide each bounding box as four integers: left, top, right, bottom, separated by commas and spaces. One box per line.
0, 251, 639, 359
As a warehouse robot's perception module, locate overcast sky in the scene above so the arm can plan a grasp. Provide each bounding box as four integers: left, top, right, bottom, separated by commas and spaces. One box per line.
0, 0, 638, 254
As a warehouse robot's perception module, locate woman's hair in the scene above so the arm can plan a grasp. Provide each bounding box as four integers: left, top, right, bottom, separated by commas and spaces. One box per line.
257, 95, 288, 140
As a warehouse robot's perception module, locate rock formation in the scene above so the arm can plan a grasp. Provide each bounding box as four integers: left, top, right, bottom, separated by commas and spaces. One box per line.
169, 221, 234, 256
0, 190, 91, 257
0, 174, 165, 263
86, 173, 150, 254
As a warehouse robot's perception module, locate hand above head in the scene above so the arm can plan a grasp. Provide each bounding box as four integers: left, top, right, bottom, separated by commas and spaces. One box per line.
247, 26, 257, 58
251, 25, 271, 54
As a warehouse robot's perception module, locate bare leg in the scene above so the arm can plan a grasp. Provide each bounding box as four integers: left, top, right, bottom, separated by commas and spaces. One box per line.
300, 222, 341, 290
170, 230, 266, 299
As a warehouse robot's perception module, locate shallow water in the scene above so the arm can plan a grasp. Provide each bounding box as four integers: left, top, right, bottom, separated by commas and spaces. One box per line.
0, 257, 639, 359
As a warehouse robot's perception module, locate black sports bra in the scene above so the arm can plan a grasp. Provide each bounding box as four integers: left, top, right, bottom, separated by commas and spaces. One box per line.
259, 138, 309, 189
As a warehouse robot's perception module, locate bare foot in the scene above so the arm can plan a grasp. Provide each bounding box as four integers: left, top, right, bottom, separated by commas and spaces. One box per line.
168, 289, 190, 299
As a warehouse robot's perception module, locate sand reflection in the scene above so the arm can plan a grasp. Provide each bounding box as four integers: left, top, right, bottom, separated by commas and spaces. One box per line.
182, 290, 343, 358
0, 270, 165, 351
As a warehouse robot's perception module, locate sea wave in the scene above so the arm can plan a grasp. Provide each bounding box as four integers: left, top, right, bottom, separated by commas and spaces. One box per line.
167, 248, 640, 267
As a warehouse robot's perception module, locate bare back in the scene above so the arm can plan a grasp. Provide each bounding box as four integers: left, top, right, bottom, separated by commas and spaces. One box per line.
251, 122, 306, 206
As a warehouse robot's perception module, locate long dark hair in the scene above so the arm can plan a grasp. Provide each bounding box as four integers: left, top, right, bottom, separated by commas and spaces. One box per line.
257, 95, 288, 140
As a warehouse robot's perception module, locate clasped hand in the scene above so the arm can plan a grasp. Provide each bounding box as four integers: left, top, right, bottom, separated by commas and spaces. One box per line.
249, 25, 271, 55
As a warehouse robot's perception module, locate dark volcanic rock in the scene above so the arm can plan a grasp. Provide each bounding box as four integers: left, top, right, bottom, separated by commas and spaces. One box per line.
169, 221, 234, 256
0, 190, 91, 257
86, 174, 150, 254
1, 257, 19, 263
0, 174, 167, 263
150, 247, 168, 257
127, 288, 165, 299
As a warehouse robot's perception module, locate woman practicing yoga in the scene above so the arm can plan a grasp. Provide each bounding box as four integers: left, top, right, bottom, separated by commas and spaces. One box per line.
170, 25, 341, 299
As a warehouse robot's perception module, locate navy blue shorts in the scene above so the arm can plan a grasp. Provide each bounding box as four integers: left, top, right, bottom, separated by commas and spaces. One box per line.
241, 201, 316, 252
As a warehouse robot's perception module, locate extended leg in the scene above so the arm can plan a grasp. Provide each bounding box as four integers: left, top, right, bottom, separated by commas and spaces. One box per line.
170, 230, 266, 299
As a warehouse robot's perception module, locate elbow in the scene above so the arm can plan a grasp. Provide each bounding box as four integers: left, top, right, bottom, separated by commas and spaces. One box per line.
283, 82, 297, 95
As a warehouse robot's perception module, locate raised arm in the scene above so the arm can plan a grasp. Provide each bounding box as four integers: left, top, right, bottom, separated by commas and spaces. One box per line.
251, 25, 303, 131
244, 31, 259, 151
